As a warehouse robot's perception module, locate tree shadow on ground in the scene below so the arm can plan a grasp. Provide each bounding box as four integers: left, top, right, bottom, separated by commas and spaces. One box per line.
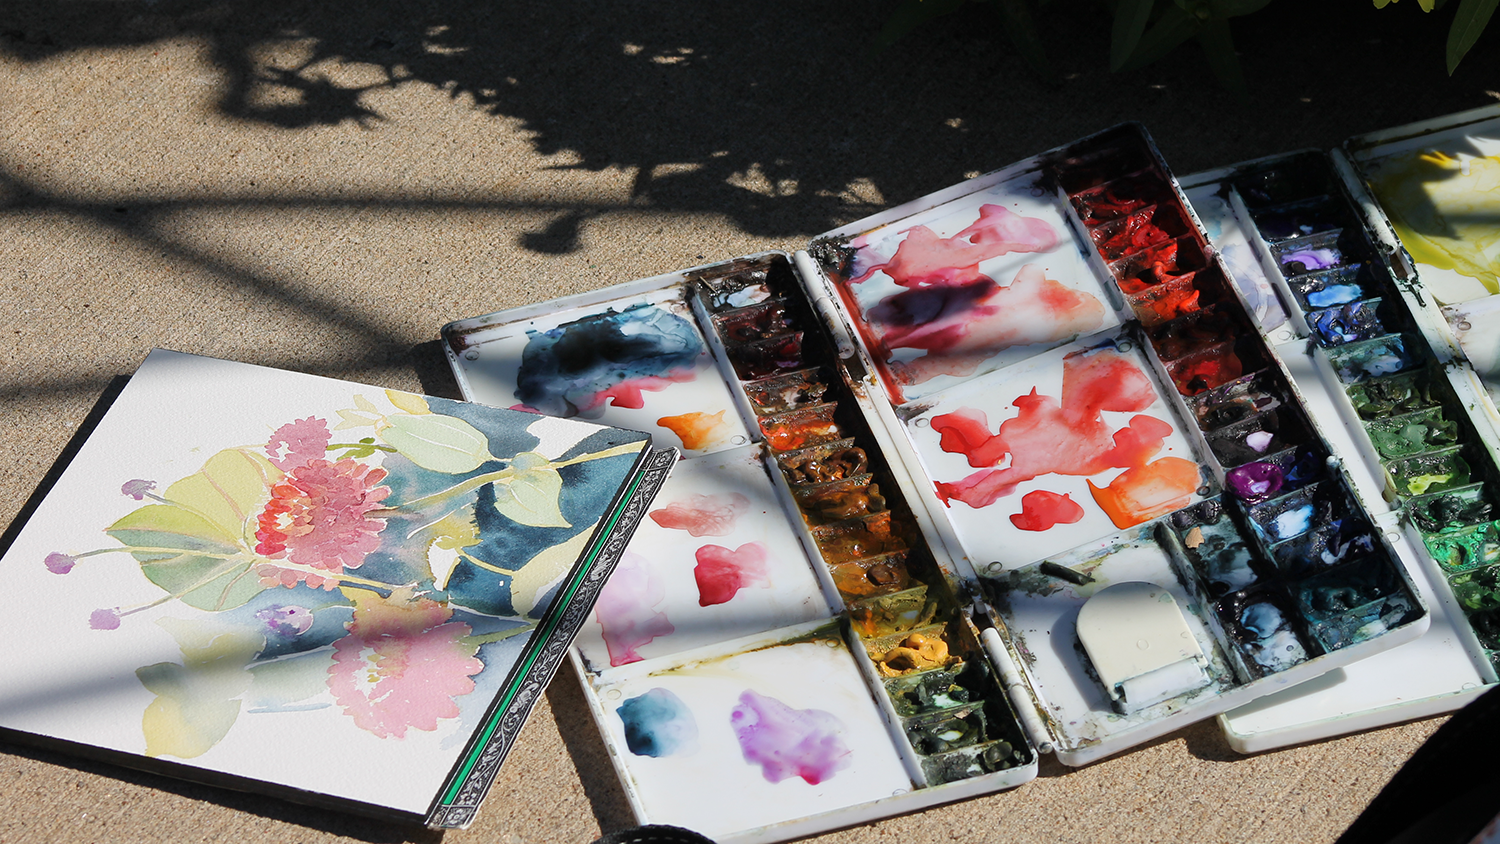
2, 0, 1493, 253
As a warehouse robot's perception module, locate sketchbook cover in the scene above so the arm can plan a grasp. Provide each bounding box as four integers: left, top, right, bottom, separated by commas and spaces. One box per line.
0, 349, 671, 827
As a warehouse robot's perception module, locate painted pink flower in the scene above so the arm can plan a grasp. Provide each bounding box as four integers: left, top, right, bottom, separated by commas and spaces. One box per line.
327, 594, 483, 738
90, 608, 121, 630
45, 552, 76, 574
120, 479, 157, 500
254, 458, 390, 590
265, 417, 332, 471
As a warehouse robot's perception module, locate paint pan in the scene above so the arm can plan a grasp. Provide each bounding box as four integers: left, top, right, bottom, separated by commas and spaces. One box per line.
742, 368, 829, 415
776, 438, 867, 486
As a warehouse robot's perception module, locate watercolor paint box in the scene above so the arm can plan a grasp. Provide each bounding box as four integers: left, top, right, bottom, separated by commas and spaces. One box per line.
441, 124, 1431, 843
1174, 105, 1500, 752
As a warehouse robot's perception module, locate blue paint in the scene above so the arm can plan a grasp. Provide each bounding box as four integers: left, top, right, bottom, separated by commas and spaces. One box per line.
1271, 504, 1314, 541
1305, 284, 1364, 308
618, 687, 699, 758
515, 304, 704, 417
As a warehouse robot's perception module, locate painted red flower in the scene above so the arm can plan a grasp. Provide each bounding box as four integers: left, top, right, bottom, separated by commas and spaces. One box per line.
327, 593, 484, 738
254, 457, 390, 589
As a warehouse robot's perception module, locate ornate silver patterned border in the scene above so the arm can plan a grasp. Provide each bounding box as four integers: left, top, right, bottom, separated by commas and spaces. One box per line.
427, 446, 678, 829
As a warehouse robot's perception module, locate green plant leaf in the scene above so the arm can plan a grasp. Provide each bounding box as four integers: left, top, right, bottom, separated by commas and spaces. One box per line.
380, 412, 493, 474
873, 0, 967, 52
1448, 0, 1499, 73
492, 451, 570, 529
1196, 17, 1248, 97
991, 0, 1051, 75
1112, 0, 1156, 70
107, 505, 265, 611
1206, 0, 1272, 15
162, 448, 279, 545
1118, 5, 1201, 71
1373, 0, 1395, 8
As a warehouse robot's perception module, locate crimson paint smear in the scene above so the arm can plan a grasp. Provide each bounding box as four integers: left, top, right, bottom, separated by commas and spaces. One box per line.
848, 205, 1105, 386
1010, 490, 1086, 531
932, 349, 1199, 527
693, 542, 772, 607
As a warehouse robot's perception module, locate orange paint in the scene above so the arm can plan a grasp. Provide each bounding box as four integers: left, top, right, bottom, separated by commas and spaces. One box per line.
1088, 457, 1200, 528
659, 410, 732, 451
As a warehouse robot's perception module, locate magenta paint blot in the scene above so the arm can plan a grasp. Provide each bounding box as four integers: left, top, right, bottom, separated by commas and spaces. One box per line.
730, 689, 852, 785
693, 542, 771, 607
593, 551, 674, 666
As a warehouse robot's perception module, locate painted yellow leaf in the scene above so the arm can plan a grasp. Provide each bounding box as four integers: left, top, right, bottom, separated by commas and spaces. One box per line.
385, 389, 430, 415
510, 521, 596, 616
162, 448, 280, 546
137, 620, 259, 759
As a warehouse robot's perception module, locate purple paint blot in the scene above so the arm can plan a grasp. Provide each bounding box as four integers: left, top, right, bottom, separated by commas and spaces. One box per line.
730, 689, 852, 785
1227, 462, 1285, 503
120, 479, 157, 500
45, 552, 76, 574
90, 608, 121, 630
593, 551, 674, 667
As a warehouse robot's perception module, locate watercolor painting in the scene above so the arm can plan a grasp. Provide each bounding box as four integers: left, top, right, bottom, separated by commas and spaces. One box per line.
835, 171, 1119, 403
1362, 132, 1500, 305
907, 335, 1203, 569
594, 621, 912, 839
448, 288, 752, 456
574, 445, 828, 671
0, 351, 652, 815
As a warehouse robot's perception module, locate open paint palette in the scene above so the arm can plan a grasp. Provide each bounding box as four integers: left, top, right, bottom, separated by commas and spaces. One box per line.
1175, 106, 1500, 751
441, 125, 1429, 843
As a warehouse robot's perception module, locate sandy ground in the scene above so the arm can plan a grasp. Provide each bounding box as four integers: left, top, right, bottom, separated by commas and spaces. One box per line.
2, 2, 1496, 842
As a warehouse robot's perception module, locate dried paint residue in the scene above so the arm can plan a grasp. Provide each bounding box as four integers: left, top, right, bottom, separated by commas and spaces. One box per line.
932, 349, 1198, 528
514, 304, 704, 417
849, 206, 1104, 384
649, 492, 751, 537
730, 689, 852, 785
658, 410, 734, 451
593, 551, 674, 666
617, 687, 699, 758
1010, 490, 1085, 531
694, 542, 772, 607
1088, 457, 1199, 528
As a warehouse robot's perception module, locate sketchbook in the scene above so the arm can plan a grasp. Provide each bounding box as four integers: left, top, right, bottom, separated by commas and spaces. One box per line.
0, 349, 674, 828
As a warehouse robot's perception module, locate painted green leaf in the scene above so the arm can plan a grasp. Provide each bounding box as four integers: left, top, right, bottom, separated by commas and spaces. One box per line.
380, 412, 493, 474
1447, 0, 1499, 73
136, 621, 258, 759
492, 451, 571, 529
1118, 6, 1200, 71
384, 389, 430, 415
107, 505, 264, 611
162, 448, 279, 546
508, 522, 594, 616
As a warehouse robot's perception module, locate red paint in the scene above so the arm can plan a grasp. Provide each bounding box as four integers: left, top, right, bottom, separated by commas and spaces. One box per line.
931, 349, 1187, 515
573, 370, 698, 412
1115, 240, 1199, 296
693, 542, 771, 607
1168, 346, 1245, 396
1071, 173, 1169, 224
649, 492, 750, 537
850, 204, 1059, 289
1010, 490, 1085, 531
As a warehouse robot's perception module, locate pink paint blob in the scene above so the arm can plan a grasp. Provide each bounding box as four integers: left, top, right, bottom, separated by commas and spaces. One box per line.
649, 493, 751, 537
593, 551, 674, 666
582, 370, 699, 412
693, 542, 772, 607
1010, 490, 1086, 531
850, 204, 1059, 288
730, 689, 852, 785
932, 349, 1170, 508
